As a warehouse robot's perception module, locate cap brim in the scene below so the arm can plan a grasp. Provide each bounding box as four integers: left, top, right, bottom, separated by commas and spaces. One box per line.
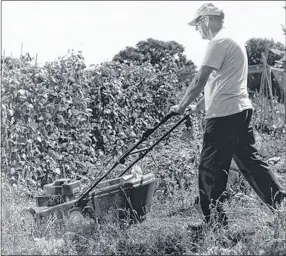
188, 11, 222, 26
188, 19, 196, 26
188, 14, 200, 26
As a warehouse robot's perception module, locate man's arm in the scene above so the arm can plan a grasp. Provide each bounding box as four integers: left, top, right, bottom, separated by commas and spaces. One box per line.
194, 97, 205, 112
171, 65, 214, 114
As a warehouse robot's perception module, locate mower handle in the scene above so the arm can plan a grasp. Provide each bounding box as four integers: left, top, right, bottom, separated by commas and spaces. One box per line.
72, 110, 179, 208
142, 111, 179, 139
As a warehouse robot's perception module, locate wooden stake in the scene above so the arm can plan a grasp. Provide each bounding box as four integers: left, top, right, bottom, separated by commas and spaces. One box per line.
259, 65, 265, 126
264, 51, 274, 125
267, 65, 274, 123
21, 42, 23, 57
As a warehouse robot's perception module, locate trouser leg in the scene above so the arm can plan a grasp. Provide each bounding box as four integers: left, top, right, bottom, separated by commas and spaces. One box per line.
233, 112, 286, 208
198, 112, 244, 225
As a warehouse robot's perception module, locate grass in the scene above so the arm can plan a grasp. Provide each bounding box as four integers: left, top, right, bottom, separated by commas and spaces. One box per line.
2, 100, 286, 255
2, 183, 286, 255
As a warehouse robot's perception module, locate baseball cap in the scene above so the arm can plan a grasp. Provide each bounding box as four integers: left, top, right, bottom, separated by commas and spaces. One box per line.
188, 3, 223, 26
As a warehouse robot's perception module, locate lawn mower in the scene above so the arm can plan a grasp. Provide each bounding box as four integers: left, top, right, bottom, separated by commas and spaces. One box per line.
21, 111, 190, 230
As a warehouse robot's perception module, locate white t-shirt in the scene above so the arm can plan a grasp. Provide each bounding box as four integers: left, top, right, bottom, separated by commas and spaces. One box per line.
202, 28, 253, 119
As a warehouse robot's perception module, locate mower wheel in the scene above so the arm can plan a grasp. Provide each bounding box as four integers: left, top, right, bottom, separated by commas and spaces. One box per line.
67, 207, 85, 226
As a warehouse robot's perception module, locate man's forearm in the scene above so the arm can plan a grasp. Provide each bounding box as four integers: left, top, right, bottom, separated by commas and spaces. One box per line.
179, 74, 206, 110
196, 97, 205, 112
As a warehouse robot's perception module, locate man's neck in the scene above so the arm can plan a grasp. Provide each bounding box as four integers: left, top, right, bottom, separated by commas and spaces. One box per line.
208, 27, 223, 40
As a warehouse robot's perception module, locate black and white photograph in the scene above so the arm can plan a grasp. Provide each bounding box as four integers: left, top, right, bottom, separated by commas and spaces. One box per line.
1, 1, 286, 255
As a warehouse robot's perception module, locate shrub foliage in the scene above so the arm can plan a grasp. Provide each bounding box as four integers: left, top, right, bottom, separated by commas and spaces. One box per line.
1, 48, 194, 191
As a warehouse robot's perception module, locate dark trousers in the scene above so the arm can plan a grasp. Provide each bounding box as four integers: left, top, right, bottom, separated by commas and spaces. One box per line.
199, 109, 285, 224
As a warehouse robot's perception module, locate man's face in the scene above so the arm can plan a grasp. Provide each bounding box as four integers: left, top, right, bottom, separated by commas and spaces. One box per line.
195, 16, 209, 40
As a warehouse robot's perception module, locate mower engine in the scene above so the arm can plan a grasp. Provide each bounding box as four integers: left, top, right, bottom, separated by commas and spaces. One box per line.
35, 178, 81, 207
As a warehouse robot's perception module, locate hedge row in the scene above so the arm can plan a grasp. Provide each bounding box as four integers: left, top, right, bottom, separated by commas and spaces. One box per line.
1, 51, 191, 189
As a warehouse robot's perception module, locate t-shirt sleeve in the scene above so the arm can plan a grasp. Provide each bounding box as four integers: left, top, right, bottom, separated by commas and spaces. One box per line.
201, 38, 230, 70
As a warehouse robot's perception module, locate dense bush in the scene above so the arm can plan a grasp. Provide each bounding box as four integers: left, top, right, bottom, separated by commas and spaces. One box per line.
1, 50, 192, 191
86, 60, 183, 152
2, 52, 94, 189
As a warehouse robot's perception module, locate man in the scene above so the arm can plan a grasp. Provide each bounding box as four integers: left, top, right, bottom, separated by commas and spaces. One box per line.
170, 3, 286, 229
